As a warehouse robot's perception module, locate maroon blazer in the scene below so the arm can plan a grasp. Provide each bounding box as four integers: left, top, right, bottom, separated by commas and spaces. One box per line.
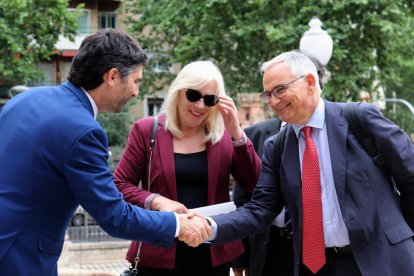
114, 115, 261, 269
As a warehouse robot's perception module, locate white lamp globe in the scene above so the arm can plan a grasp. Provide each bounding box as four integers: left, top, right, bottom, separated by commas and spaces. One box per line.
300, 16, 333, 66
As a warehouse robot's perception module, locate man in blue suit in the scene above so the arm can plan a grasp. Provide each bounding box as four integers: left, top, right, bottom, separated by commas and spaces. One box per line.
0, 29, 210, 275
204, 51, 414, 275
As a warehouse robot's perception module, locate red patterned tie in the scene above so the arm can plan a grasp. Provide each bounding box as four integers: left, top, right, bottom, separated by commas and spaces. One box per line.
301, 126, 326, 274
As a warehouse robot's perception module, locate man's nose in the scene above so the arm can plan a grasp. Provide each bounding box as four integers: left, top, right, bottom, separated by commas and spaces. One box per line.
133, 86, 139, 97
268, 94, 281, 105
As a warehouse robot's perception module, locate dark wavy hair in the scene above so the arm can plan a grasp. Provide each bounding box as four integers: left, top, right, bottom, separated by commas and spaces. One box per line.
67, 29, 148, 90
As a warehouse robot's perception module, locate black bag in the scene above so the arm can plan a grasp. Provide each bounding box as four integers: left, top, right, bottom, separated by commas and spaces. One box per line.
120, 267, 138, 276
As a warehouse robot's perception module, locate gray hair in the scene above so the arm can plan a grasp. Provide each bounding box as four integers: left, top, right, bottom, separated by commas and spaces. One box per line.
261, 51, 322, 92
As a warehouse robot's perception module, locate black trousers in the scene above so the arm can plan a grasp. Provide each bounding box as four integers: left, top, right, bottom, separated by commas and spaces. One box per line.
261, 226, 295, 276
136, 241, 230, 276
300, 249, 362, 276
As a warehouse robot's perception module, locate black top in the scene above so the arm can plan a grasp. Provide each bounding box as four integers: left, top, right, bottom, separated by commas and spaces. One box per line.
174, 150, 208, 209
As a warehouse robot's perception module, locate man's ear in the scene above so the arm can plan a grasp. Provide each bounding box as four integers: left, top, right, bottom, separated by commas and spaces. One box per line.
105, 68, 119, 86
305, 73, 317, 93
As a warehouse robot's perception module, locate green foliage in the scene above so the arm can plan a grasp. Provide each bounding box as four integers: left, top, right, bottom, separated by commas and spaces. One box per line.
125, 0, 414, 133
97, 112, 131, 147
0, 0, 79, 85
108, 145, 124, 172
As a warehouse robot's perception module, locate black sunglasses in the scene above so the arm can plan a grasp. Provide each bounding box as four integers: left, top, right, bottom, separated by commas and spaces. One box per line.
185, 89, 218, 107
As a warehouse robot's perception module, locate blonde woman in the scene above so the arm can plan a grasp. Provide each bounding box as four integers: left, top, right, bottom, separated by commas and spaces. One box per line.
115, 60, 261, 276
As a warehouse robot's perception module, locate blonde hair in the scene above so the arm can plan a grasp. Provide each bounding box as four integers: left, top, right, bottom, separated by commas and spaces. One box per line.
159, 60, 226, 144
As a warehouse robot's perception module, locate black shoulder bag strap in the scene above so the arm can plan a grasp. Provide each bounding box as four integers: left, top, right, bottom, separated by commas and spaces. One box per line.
150, 115, 158, 151
344, 102, 384, 167
344, 103, 399, 198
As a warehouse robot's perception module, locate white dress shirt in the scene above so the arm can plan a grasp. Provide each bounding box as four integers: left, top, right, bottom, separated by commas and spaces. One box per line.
82, 88, 98, 119
292, 99, 350, 247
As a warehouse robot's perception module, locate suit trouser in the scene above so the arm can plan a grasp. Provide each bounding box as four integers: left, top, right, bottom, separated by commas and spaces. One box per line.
261, 225, 295, 276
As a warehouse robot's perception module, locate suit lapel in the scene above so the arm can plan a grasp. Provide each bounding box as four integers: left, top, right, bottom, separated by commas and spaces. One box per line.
283, 127, 302, 201
206, 141, 219, 205
157, 120, 178, 200
324, 101, 348, 208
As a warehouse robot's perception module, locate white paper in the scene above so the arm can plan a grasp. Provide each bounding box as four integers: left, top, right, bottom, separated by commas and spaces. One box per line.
191, 201, 236, 216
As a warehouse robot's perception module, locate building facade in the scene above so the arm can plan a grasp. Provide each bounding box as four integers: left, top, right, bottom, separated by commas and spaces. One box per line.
34, 0, 125, 87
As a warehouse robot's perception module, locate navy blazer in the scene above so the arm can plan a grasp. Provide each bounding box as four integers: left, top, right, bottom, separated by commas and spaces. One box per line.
213, 100, 414, 276
0, 82, 176, 276
232, 118, 289, 276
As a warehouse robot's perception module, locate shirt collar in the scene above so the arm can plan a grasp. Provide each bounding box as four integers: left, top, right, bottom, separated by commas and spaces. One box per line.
292, 98, 325, 138
81, 87, 98, 119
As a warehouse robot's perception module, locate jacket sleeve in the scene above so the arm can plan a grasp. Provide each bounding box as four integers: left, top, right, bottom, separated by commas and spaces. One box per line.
213, 137, 283, 244
64, 126, 176, 245
230, 136, 262, 193
360, 103, 414, 230
114, 120, 152, 207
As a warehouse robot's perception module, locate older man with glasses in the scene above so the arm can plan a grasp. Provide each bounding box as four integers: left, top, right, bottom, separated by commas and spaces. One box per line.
186, 51, 414, 276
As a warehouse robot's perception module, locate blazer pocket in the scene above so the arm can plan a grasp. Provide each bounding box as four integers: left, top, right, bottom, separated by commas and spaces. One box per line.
384, 223, 414, 244
38, 237, 63, 255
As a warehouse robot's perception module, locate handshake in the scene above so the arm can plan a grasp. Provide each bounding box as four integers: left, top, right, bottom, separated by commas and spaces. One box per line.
151, 195, 212, 247
177, 211, 212, 247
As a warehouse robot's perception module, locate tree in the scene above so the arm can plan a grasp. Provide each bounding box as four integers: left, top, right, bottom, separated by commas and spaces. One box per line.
97, 112, 131, 147
0, 0, 79, 85
126, 0, 414, 132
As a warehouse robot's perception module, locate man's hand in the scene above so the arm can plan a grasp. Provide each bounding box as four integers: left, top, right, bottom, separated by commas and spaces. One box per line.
177, 212, 211, 247
151, 195, 189, 214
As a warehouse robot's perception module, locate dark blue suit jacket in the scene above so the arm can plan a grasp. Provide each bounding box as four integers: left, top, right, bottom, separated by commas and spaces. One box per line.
232, 118, 292, 276
0, 81, 176, 275
214, 100, 414, 276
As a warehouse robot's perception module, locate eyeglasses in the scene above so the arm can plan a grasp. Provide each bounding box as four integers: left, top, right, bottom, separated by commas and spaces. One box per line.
185, 89, 218, 107
260, 75, 305, 103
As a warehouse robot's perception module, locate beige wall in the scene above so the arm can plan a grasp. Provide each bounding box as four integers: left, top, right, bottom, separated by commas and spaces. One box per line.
237, 92, 270, 128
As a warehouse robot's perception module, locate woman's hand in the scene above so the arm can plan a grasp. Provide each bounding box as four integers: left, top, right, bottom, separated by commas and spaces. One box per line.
217, 95, 243, 140
151, 195, 189, 214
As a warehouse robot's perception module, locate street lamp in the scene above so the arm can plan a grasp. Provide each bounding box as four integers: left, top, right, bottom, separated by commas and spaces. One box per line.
299, 16, 333, 67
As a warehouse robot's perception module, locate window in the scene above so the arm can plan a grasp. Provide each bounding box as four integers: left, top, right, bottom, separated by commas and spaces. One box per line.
99, 12, 117, 29
69, 8, 90, 34
148, 98, 163, 116
29, 62, 56, 86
